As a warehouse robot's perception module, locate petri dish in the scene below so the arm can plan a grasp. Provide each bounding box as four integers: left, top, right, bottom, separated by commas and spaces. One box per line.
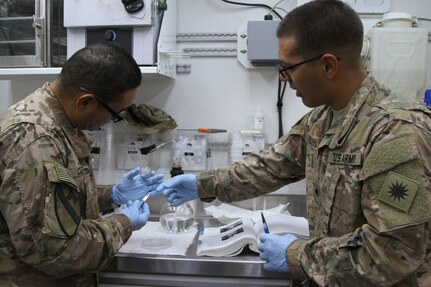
141, 238, 172, 251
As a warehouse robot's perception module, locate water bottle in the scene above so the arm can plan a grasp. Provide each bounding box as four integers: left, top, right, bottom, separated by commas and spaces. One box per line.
230, 132, 243, 164
424, 89, 431, 109
254, 108, 265, 131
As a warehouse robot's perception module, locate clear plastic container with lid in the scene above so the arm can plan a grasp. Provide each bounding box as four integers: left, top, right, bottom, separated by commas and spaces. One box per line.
368, 12, 428, 103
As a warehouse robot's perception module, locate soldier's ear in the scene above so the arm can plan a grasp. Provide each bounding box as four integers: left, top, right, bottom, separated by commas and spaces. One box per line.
321, 54, 339, 79
76, 93, 96, 110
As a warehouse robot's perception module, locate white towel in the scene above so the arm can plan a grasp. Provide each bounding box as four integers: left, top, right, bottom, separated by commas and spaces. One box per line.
119, 221, 198, 256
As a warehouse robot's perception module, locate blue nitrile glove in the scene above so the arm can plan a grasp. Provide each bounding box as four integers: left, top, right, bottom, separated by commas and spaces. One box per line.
258, 233, 298, 272
120, 200, 150, 231
155, 174, 198, 207
112, 167, 164, 205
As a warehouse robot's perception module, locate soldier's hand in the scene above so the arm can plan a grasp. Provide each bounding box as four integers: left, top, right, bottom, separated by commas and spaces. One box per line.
120, 200, 150, 231
155, 174, 198, 207
258, 233, 298, 272
112, 167, 164, 205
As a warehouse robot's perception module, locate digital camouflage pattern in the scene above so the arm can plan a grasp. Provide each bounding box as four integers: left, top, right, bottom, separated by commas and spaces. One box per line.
198, 74, 431, 286
0, 83, 132, 286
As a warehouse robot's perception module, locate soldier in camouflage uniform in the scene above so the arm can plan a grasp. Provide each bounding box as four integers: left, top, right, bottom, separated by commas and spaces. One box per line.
156, 1, 431, 286
0, 42, 163, 286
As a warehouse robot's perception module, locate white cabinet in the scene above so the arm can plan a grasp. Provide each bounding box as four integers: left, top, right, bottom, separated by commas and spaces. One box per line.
0, 0, 177, 80
0, 66, 172, 80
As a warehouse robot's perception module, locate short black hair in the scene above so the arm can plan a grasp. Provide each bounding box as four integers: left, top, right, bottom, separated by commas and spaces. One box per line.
277, 0, 363, 67
59, 41, 142, 103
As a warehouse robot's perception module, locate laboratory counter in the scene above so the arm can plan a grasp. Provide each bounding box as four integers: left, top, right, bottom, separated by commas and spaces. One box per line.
99, 215, 301, 287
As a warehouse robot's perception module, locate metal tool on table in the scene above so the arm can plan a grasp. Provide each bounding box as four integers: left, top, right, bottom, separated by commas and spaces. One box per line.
177, 128, 227, 133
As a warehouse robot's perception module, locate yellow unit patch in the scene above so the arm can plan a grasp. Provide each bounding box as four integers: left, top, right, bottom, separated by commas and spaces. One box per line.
378, 171, 419, 213
54, 185, 81, 237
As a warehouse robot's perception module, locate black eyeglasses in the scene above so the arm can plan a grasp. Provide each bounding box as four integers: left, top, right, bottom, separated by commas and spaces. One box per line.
277, 54, 325, 78
79, 86, 126, 123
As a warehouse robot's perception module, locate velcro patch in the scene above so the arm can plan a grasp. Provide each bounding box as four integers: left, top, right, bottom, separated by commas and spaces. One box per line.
378, 171, 419, 213
55, 164, 78, 189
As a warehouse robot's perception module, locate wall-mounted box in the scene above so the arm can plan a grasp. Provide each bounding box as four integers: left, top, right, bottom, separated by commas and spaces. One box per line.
237, 20, 280, 69
247, 20, 280, 67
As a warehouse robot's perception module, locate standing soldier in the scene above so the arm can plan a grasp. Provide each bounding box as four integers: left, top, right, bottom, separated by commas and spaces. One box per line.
156, 0, 431, 286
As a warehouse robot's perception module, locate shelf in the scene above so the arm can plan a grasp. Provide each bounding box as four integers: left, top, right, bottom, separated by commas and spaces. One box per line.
0, 67, 173, 80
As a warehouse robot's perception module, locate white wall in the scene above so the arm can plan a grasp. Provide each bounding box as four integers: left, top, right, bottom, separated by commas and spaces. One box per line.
1, 0, 431, 187
143, 0, 304, 146
135, 0, 431, 174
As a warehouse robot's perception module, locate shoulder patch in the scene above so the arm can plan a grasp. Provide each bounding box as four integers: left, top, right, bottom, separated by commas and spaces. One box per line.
55, 164, 78, 188
362, 136, 418, 178
54, 185, 81, 237
43, 161, 81, 237
378, 171, 419, 213
44, 161, 78, 189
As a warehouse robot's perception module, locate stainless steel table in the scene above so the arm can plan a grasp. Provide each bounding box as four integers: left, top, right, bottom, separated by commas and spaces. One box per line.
99, 216, 299, 287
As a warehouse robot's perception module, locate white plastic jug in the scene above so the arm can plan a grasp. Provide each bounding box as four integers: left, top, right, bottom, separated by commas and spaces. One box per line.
368, 13, 428, 103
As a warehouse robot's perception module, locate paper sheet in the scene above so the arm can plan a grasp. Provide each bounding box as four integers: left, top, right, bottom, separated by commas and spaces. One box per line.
119, 221, 198, 256
204, 203, 289, 224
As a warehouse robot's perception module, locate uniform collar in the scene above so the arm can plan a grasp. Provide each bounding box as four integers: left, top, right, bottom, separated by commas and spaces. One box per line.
42, 83, 91, 159
324, 73, 376, 149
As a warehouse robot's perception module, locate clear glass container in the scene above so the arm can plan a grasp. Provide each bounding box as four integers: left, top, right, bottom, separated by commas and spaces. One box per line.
160, 202, 194, 233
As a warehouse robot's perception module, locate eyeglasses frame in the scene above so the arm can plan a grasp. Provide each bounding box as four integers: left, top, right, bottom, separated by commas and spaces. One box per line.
277, 54, 326, 78
79, 86, 126, 123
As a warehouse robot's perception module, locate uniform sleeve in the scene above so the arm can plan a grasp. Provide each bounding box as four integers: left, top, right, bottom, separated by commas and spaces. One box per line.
287, 120, 431, 286
97, 184, 117, 213
0, 134, 132, 278
197, 116, 307, 202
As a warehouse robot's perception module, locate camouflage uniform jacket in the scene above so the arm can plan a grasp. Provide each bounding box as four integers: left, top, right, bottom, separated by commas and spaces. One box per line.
198, 74, 431, 286
0, 83, 132, 286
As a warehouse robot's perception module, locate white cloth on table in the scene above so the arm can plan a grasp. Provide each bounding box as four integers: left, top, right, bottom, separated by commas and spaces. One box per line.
118, 221, 198, 256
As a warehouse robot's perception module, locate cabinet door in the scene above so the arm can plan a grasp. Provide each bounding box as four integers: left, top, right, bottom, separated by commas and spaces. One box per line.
0, 0, 43, 67
0, 0, 66, 67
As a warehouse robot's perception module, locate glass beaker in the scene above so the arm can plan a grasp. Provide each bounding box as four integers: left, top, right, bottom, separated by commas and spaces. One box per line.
160, 202, 194, 233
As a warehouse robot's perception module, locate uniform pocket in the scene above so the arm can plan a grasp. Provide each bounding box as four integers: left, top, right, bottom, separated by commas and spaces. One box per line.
308, 168, 341, 236
322, 169, 341, 234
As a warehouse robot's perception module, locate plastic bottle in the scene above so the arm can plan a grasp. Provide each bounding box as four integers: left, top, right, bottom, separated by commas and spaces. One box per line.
230, 132, 243, 164
254, 108, 265, 131
97, 123, 115, 184
170, 161, 184, 178
88, 128, 102, 170
161, 157, 193, 234
424, 89, 431, 109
